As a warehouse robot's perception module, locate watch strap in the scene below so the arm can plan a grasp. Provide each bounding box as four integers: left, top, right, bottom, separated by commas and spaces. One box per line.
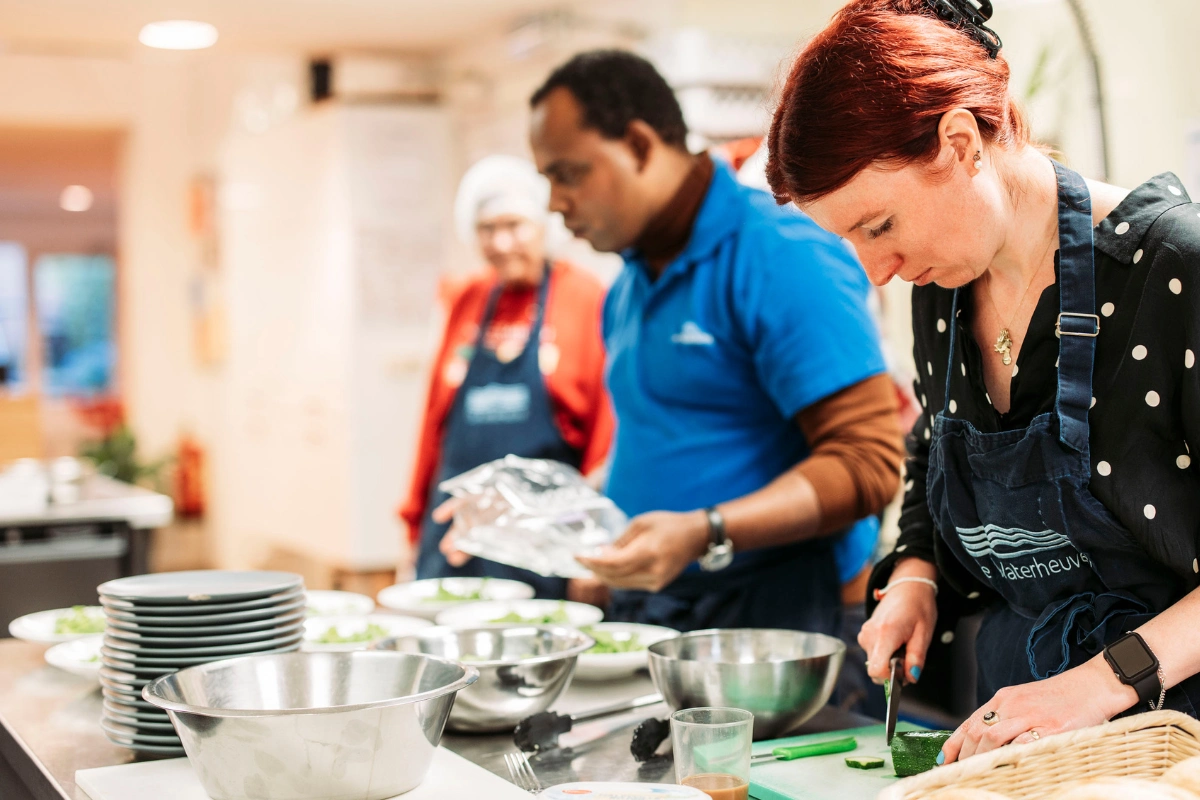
1132, 669, 1162, 707
704, 507, 726, 547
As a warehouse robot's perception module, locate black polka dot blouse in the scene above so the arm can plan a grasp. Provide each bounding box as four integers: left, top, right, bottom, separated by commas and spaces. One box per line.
871, 172, 1200, 614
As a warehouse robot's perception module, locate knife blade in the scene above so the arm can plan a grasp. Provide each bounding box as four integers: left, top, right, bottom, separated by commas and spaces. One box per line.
885, 647, 905, 746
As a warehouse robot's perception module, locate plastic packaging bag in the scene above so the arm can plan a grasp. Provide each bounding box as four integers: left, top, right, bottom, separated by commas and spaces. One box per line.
439, 455, 627, 579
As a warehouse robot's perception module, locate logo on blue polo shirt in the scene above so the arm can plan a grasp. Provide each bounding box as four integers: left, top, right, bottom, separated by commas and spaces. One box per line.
670, 321, 715, 346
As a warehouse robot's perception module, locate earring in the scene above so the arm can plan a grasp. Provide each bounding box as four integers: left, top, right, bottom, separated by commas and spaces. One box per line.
973, 151, 983, 170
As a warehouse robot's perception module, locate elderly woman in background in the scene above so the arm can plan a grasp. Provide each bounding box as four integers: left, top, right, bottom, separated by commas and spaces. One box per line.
399, 155, 614, 599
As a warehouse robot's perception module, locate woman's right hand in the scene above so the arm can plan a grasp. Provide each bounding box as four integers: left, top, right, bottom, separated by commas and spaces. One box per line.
857, 557, 939, 685
433, 498, 474, 567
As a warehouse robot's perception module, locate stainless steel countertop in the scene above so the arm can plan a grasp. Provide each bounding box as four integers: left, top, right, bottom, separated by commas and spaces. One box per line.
0, 639, 874, 799
0, 475, 173, 530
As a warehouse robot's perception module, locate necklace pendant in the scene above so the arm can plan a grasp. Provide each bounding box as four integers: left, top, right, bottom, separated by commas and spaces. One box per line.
993, 328, 1013, 366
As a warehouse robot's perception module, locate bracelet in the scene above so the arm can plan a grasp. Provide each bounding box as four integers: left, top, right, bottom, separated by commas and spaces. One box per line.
873, 576, 939, 601
1151, 664, 1167, 712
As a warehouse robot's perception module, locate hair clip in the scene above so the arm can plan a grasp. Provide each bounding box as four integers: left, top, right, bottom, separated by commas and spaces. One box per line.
925, 0, 1003, 59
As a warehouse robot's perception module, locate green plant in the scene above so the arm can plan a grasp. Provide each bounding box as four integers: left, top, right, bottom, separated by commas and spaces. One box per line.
80, 425, 171, 490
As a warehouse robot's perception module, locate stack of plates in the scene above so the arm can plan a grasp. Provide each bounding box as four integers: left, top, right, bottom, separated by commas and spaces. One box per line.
97, 570, 305, 755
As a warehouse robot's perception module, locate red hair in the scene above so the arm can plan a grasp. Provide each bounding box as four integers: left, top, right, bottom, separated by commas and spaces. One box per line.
766, 0, 1030, 205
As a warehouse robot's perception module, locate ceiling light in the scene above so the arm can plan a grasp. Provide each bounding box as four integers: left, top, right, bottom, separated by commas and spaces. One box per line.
138, 20, 218, 50
60, 185, 93, 213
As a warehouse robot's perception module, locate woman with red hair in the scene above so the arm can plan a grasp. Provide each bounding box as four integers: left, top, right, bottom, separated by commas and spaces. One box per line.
769, 0, 1200, 764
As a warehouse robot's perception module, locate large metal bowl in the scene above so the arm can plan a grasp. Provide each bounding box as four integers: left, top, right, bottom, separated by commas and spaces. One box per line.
373, 625, 593, 733
648, 629, 846, 740
142, 651, 477, 800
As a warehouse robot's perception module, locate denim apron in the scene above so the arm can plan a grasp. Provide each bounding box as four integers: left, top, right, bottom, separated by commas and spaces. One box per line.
927, 162, 1200, 714
415, 268, 577, 599
608, 537, 842, 636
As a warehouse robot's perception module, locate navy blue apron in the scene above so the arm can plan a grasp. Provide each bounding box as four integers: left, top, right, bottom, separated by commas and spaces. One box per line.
927, 161, 1200, 714
415, 267, 577, 599
608, 537, 842, 636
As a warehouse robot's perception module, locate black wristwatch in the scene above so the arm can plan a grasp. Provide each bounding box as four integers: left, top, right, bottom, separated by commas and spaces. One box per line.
1103, 632, 1164, 711
698, 507, 734, 572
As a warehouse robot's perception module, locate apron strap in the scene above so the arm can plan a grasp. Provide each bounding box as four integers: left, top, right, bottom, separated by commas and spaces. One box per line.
472, 262, 553, 355
1051, 162, 1099, 455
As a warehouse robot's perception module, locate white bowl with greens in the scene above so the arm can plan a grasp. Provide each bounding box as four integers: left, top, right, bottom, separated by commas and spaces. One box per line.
305, 590, 375, 617
434, 598, 603, 628
376, 578, 534, 621
301, 614, 433, 652
45, 634, 104, 680
574, 623, 680, 681
9, 606, 106, 644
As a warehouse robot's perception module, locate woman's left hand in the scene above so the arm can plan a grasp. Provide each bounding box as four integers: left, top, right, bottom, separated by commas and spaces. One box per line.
576, 510, 710, 592
941, 657, 1138, 765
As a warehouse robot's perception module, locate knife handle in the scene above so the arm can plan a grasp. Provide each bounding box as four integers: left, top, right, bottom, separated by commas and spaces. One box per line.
768, 736, 857, 761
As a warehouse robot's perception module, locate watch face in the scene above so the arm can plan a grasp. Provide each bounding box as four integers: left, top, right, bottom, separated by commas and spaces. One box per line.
700, 543, 735, 572
1109, 635, 1156, 677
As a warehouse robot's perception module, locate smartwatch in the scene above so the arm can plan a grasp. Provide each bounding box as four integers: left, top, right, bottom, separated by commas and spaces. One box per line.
1103, 632, 1164, 711
698, 507, 734, 572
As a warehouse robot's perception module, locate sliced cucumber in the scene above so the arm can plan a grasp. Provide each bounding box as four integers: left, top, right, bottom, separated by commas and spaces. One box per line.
845, 756, 886, 770
891, 730, 953, 778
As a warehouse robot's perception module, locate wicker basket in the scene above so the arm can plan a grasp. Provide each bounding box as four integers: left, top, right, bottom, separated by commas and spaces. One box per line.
878, 711, 1200, 800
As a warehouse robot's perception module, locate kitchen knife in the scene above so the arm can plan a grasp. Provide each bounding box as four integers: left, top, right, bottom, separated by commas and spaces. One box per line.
885, 647, 905, 746
750, 736, 858, 764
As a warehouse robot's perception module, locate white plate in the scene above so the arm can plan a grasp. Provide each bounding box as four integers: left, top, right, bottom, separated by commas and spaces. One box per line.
301, 614, 433, 652
377, 578, 535, 621
44, 635, 104, 680
305, 590, 375, 617
434, 599, 603, 628
573, 623, 680, 681
9, 607, 106, 643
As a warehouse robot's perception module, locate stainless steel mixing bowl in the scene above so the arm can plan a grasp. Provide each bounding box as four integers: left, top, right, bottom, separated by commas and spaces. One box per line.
647, 628, 846, 740
142, 651, 477, 800
373, 625, 593, 733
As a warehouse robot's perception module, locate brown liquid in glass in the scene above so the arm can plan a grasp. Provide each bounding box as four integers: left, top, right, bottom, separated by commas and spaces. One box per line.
681, 773, 750, 800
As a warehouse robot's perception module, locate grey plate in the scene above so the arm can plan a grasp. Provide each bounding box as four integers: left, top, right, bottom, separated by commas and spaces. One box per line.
101, 718, 182, 745
100, 639, 303, 677
100, 633, 302, 662
98, 570, 303, 604
102, 626, 304, 657
104, 609, 306, 637
102, 709, 176, 733
102, 597, 306, 625
101, 688, 162, 712
104, 612, 306, 646
100, 588, 304, 616
102, 699, 172, 723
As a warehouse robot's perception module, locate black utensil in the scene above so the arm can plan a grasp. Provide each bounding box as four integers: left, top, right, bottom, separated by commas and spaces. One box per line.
514, 693, 663, 752
630, 716, 671, 762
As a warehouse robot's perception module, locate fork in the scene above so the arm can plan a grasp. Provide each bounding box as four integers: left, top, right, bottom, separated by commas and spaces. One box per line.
504, 750, 543, 793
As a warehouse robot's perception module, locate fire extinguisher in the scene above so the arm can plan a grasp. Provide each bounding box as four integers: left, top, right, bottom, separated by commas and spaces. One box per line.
176, 434, 205, 518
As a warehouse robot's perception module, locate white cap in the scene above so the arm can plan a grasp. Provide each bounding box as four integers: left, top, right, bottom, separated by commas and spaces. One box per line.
454, 155, 550, 243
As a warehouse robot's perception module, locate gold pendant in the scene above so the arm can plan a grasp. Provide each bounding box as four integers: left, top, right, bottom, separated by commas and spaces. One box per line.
993, 328, 1013, 366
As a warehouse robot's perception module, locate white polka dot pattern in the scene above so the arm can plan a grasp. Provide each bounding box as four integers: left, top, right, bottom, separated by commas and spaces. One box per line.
1097, 461, 1111, 476
1133, 345, 1148, 360
1145, 504, 1157, 520
1115, 221, 1130, 235
1146, 391, 1160, 407
1101, 302, 1115, 317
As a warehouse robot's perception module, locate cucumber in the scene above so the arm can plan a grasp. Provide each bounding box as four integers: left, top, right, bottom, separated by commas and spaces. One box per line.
890, 730, 953, 777
845, 756, 886, 770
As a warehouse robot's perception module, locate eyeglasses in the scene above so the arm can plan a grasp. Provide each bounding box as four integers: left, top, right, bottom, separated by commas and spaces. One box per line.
476, 219, 538, 245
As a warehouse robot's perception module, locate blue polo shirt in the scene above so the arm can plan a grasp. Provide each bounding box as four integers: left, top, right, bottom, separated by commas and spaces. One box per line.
602, 163, 887, 578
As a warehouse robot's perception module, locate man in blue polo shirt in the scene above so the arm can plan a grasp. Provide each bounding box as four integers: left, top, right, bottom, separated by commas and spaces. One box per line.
515, 50, 906, 637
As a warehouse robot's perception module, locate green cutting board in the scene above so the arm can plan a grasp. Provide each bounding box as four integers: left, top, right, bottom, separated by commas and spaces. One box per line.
749, 722, 926, 800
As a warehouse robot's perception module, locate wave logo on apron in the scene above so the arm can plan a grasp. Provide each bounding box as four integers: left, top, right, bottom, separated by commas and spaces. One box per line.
957, 524, 1089, 583
464, 382, 531, 425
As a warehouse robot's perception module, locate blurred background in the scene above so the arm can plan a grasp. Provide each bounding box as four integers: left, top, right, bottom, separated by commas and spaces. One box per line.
0, 0, 1196, 603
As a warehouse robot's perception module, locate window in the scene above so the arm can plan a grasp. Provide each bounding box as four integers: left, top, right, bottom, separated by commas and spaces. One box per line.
34, 253, 116, 396
0, 242, 28, 390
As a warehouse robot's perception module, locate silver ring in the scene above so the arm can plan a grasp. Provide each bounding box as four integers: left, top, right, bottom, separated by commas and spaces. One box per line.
982, 711, 999, 726
1030, 729, 1040, 740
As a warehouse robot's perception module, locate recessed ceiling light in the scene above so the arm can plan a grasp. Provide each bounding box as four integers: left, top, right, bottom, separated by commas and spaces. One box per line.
138, 20, 218, 50
60, 185, 93, 213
